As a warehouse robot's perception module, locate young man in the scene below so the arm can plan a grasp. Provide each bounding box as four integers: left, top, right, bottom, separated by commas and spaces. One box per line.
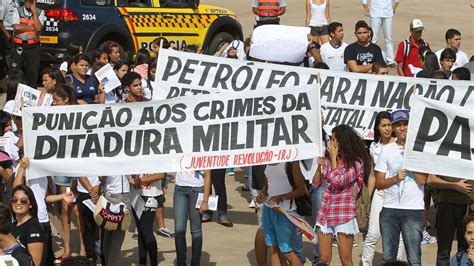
361, 0, 400, 67
11, 0, 46, 87
375, 109, 428, 265
427, 173, 474, 265
256, 162, 306, 266
0, 205, 33, 265
372, 60, 389, 75
395, 19, 429, 77
344, 20, 384, 73
252, 0, 286, 28
439, 48, 456, 79
435, 29, 469, 70
320, 22, 348, 71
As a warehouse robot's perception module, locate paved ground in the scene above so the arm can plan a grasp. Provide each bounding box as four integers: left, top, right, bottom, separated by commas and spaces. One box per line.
46, 0, 473, 265
54, 169, 445, 265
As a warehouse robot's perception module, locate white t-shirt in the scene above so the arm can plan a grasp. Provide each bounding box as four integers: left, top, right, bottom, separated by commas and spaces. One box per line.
265, 163, 296, 211
175, 171, 205, 187
105, 175, 130, 194
320, 41, 348, 71
130, 174, 163, 197
435, 48, 469, 71
77, 176, 100, 194
29, 176, 49, 223
375, 142, 424, 210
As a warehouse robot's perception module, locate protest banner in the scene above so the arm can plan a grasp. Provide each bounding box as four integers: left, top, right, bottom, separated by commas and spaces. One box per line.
13, 84, 53, 116
404, 96, 474, 179
153, 49, 473, 139
23, 86, 322, 179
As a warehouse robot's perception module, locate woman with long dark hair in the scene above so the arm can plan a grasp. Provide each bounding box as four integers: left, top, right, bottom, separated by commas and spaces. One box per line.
361, 111, 405, 265
41, 67, 65, 94
312, 124, 370, 265
10, 184, 44, 266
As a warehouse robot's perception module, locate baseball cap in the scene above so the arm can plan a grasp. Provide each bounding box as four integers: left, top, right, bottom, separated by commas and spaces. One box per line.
390, 109, 410, 124
410, 19, 424, 32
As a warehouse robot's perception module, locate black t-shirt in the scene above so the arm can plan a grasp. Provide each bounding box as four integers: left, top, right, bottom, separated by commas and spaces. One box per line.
3, 242, 33, 266
344, 42, 384, 66
11, 218, 45, 247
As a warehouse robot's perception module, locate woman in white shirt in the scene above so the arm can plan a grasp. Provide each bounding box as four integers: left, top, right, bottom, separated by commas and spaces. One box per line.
129, 173, 165, 266
361, 111, 404, 265
174, 170, 211, 266
306, 0, 331, 44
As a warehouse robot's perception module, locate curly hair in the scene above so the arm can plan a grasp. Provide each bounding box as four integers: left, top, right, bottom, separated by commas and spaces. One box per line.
332, 125, 370, 173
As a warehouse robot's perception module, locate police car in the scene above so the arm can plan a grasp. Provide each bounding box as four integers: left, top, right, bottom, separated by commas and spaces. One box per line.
37, 0, 243, 63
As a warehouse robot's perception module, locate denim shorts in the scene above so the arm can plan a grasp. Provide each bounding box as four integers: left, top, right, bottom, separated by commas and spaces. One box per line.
54, 176, 72, 187
310, 25, 329, 36
263, 206, 296, 253
317, 217, 359, 235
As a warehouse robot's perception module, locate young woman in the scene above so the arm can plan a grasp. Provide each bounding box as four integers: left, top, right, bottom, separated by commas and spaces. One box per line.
312, 124, 370, 265
52, 84, 78, 106
41, 67, 65, 94
102, 60, 129, 103
306, 0, 330, 44
129, 172, 165, 266
10, 184, 44, 266
132, 48, 150, 79
174, 170, 211, 266
50, 84, 86, 262
361, 111, 406, 265
103, 41, 121, 66
11, 174, 73, 266
65, 54, 105, 104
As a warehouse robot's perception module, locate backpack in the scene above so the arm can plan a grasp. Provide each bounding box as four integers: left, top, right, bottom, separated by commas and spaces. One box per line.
402, 38, 428, 69
355, 172, 371, 235
285, 161, 312, 217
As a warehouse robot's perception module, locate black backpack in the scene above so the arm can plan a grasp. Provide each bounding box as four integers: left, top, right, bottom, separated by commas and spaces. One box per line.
285, 161, 312, 217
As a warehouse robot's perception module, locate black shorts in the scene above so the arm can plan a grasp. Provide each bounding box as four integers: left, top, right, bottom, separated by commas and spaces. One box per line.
310, 25, 329, 36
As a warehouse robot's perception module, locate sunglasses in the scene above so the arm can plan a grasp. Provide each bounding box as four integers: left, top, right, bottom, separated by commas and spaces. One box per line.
11, 197, 29, 205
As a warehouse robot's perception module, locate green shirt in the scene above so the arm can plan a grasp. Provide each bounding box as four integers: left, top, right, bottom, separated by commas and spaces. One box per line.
437, 176, 474, 204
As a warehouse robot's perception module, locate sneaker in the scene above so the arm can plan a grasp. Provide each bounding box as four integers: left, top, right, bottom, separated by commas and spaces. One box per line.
157, 227, 175, 238
353, 240, 358, 247
331, 236, 338, 247
132, 233, 139, 240
249, 199, 256, 208
227, 171, 235, 176
388, 62, 397, 68
421, 230, 437, 245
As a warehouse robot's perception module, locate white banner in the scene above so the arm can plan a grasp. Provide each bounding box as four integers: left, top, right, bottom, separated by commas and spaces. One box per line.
404, 96, 474, 179
153, 49, 474, 139
23, 86, 322, 179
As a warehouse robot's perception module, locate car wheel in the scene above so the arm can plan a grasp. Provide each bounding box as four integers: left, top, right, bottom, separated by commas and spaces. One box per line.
206, 32, 234, 55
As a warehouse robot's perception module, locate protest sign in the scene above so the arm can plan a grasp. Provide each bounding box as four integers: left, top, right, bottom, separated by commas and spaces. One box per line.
94, 63, 121, 93
23, 86, 322, 179
13, 84, 53, 116
153, 49, 473, 139
404, 96, 474, 179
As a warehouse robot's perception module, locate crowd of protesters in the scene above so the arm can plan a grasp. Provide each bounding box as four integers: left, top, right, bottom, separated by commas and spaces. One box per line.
0, 0, 473, 265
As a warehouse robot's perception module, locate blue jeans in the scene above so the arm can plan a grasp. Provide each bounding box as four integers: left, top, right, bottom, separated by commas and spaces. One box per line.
292, 229, 306, 264
370, 17, 394, 64
380, 208, 424, 266
311, 182, 325, 265
174, 185, 204, 266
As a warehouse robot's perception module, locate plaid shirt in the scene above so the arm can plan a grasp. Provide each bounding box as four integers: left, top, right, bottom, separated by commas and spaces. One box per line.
317, 159, 365, 227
